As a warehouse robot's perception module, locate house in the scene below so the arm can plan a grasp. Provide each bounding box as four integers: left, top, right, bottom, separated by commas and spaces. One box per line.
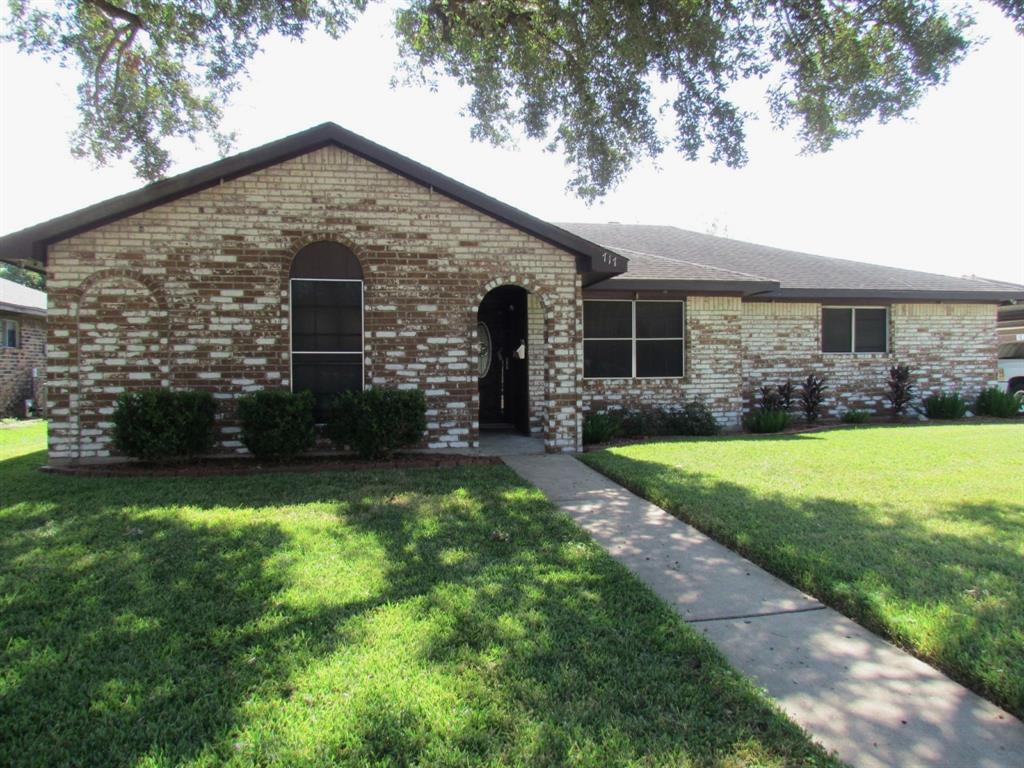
0, 123, 1021, 463
0, 277, 46, 418
996, 304, 1024, 394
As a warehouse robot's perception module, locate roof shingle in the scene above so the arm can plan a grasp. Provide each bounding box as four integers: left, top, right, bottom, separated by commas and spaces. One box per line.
561, 223, 1024, 300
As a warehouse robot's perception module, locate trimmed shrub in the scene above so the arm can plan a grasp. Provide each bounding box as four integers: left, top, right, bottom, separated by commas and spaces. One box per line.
237, 390, 315, 460
799, 374, 827, 423
744, 408, 791, 434
975, 387, 1021, 418
665, 400, 721, 436
923, 391, 968, 420
328, 388, 427, 459
582, 411, 624, 445
620, 406, 669, 437
840, 409, 870, 424
886, 364, 914, 417
112, 389, 216, 461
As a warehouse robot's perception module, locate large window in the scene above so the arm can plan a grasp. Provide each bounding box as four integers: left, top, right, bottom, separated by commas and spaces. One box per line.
290, 241, 364, 419
822, 307, 888, 353
583, 300, 685, 378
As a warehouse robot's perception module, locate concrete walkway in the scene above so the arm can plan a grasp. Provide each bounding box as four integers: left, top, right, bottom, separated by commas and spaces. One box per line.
503, 453, 1024, 768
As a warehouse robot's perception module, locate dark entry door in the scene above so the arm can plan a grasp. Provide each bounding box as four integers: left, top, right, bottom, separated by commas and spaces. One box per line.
477, 286, 529, 434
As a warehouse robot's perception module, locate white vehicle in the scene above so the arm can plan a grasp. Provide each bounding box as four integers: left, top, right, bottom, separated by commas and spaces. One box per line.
997, 342, 1024, 396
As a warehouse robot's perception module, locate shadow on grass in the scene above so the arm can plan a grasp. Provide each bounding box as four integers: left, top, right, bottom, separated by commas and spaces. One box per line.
0, 446, 835, 766
580, 452, 1024, 720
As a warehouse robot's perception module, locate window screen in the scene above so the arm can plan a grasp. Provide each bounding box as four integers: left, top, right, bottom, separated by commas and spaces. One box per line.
822, 308, 853, 353
635, 302, 683, 377
636, 302, 683, 339
583, 299, 685, 378
854, 308, 887, 352
291, 281, 362, 352
291, 278, 363, 420
583, 301, 632, 338
584, 340, 632, 378
636, 340, 683, 377
822, 307, 888, 353
1, 320, 17, 348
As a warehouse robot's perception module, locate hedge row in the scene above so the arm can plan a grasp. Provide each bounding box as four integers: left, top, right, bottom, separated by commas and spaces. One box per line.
112, 387, 427, 462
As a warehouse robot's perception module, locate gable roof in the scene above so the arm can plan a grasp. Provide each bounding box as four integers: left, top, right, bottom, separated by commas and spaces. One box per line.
0, 277, 46, 317
560, 223, 1024, 301
0, 122, 625, 284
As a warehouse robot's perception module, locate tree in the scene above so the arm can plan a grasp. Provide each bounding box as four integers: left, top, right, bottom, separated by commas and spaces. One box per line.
0, 262, 45, 290
4, 1, 1020, 200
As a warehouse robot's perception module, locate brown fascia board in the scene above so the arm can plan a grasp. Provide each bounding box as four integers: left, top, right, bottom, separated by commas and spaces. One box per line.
745, 288, 1024, 303
585, 277, 781, 295
0, 302, 46, 317
0, 122, 628, 278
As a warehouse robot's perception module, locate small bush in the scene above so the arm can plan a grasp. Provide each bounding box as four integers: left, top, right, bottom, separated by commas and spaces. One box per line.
799, 374, 827, 423
665, 400, 721, 436
620, 407, 668, 437
923, 391, 968, 420
112, 389, 216, 461
886, 364, 915, 417
975, 387, 1020, 418
840, 409, 870, 424
237, 390, 315, 460
328, 388, 427, 459
582, 411, 623, 445
744, 408, 792, 434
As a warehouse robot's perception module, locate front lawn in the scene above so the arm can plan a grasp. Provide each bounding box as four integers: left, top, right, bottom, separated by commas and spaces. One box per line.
580, 424, 1024, 718
0, 423, 837, 767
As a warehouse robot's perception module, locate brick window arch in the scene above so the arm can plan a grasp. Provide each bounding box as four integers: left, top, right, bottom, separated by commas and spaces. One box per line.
289, 241, 364, 420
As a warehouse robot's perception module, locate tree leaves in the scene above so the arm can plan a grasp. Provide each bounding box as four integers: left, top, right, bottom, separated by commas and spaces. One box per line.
2, 0, 1016, 199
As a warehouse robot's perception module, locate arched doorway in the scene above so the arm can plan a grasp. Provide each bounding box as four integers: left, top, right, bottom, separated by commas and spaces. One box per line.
477, 285, 530, 435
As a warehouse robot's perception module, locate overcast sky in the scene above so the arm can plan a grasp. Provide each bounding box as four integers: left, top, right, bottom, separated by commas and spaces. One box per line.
1, 2, 1021, 284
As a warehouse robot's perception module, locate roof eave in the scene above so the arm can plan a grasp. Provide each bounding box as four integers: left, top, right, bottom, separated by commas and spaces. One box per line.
0, 123, 627, 278
745, 288, 1024, 302
585, 277, 780, 295
0, 301, 46, 317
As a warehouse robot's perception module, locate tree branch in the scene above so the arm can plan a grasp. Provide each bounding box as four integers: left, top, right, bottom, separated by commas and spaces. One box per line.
83, 0, 145, 30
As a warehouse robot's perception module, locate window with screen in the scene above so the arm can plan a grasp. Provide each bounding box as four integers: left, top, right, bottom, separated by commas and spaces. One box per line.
583, 300, 685, 378
1, 319, 18, 348
290, 241, 364, 420
822, 307, 888, 353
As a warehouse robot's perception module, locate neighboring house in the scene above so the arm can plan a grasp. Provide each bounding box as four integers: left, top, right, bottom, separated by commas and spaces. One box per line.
0, 123, 1021, 463
996, 304, 1024, 393
0, 277, 46, 418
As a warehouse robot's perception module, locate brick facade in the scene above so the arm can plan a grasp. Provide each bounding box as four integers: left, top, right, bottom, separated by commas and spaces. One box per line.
740, 302, 998, 417
42, 145, 1000, 463
582, 299, 998, 423
0, 311, 46, 418
46, 146, 582, 462
581, 296, 745, 428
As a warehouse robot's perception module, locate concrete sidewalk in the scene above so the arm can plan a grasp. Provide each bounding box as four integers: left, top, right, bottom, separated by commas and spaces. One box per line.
504, 453, 1024, 768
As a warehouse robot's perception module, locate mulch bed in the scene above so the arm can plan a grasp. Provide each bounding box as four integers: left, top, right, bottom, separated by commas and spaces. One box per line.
40, 452, 503, 477
582, 415, 1019, 451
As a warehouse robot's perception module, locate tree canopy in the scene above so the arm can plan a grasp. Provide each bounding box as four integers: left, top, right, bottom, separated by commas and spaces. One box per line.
5, 0, 1021, 200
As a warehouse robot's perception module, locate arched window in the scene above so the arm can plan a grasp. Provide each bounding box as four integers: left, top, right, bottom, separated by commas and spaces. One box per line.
290, 241, 364, 419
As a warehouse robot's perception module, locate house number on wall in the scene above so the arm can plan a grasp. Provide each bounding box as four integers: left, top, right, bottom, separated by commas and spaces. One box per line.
601, 252, 620, 269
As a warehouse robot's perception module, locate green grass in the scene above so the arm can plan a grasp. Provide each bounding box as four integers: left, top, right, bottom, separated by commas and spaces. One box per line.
0, 422, 838, 767
580, 424, 1024, 718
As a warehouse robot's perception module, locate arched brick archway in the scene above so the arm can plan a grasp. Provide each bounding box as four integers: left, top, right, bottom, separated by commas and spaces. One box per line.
472, 276, 553, 448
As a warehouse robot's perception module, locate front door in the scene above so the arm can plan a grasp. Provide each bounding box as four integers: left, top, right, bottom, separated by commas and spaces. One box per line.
477, 286, 529, 434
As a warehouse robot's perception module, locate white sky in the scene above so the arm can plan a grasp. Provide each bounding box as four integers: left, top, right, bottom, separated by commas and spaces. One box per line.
1, 2, 1022, 284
